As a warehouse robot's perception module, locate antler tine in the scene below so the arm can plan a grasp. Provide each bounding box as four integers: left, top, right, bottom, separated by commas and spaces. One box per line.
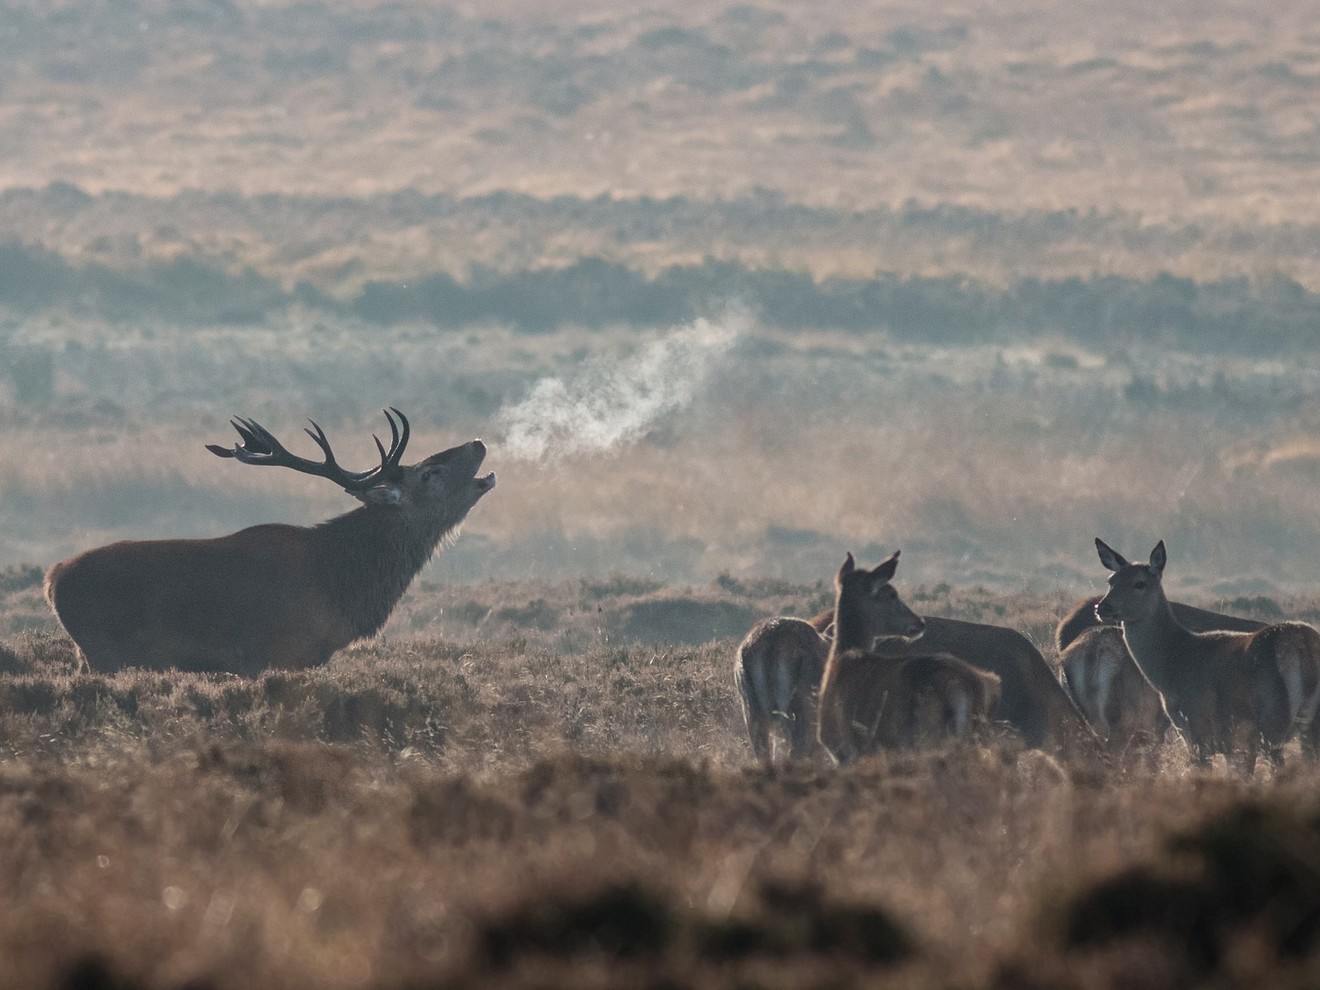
302, 420, 342, 470
370, 408, 411, 472
385, 407, 410, 468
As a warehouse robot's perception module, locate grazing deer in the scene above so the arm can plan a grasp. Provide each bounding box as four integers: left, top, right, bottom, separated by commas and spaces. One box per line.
809, 580, 1091, 755
1061, 625, 1171, 750
45, 409, 495, 676
1094, 538, 1320, 769
816, 552, 1001, 764
734, 617, 829, 763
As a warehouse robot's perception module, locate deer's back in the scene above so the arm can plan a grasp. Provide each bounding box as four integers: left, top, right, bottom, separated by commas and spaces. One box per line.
45, 525, 347, 674
1056, 595, 1266, 652
883, 616, 1086, 750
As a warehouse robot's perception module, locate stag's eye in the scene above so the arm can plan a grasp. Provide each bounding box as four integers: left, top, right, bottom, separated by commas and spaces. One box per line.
1133, 580, 1146, 591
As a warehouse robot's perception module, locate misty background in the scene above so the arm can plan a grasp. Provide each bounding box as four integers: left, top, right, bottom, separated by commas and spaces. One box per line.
3, 0, 1320, 600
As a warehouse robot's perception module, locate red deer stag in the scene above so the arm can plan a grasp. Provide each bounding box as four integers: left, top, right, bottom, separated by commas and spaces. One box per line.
1094, 538, 1320, 770
734, 617, 828, 763
809, 574, 1091, 755
816, 552, 1001, 764
45, 409, 495, 676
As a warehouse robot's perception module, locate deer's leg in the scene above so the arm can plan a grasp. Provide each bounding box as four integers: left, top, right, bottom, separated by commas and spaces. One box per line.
746, 714, 772, 764
788, 696, 817, 761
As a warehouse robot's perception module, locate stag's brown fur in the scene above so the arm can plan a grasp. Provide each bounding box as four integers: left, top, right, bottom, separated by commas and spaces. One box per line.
734, 617, 828, 763
1094, 539, 1320, 769
46, 417, 494, 676
816, 552, 999, 764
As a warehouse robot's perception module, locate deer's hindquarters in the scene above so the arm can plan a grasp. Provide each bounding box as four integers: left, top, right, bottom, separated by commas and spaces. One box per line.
735, 618, 827, 762
1061, 625, 1170, 746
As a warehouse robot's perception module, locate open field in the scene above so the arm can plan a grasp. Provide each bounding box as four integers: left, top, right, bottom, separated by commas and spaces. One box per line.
6, 577, 1320, 989
6, 0, 1320, 987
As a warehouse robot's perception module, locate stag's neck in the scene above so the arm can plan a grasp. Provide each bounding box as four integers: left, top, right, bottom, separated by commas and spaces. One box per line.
1119, 594, 1199, 697
312, 505, 456, 639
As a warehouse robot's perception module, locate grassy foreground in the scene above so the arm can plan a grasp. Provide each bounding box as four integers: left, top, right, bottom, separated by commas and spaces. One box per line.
3, 577, 1320, 989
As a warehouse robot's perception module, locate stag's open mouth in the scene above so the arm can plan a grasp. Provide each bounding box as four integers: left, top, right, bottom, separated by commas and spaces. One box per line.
476, 472, 497, 493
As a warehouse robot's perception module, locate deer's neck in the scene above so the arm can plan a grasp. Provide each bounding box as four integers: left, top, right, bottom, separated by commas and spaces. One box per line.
1119, 592, 1200, 698
831, 596, 876, 656
312, 505, 456, 639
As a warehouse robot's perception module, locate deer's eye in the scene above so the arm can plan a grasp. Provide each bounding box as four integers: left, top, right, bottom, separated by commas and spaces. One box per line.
1133, 580, 1146, 591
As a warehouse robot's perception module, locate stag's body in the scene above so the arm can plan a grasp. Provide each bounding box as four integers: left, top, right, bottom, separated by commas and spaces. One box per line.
1061, 625, 1171, 749
46, 411, 495, 676
816, 552, 1000, 764
810, 602, 1088, 753
1094, 539, 1320, 768
734, 617, 828, 763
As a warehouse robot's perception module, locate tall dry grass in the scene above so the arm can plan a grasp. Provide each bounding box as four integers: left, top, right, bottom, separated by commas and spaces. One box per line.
5, 576, 1320, 989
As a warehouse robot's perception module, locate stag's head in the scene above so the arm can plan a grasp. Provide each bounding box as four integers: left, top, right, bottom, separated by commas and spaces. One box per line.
1094, 538, 1166, 626
834, 550, 926, 642
207, 408, 496, 523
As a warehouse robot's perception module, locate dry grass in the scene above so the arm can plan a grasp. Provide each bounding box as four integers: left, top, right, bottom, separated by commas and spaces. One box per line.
4, 580, 1320, 987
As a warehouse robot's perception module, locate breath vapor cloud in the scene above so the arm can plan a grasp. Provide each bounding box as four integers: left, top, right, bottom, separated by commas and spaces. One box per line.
494, 311, 745, 463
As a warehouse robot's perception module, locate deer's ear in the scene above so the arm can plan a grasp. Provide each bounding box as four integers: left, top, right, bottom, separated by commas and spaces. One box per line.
1095, 538, 1128, 572
871, 550, 900, 585
836, 552, 856, 585
355, 484, 405, 506
1150, 540, 1167, 575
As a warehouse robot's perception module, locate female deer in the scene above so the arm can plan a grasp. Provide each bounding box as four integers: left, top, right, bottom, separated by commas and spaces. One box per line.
816, 552, 1000, 764
1094, 538, 1320, 769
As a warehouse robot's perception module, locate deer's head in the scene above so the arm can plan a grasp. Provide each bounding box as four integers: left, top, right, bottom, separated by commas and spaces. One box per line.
834, 550, 926, 643
1094, 538, 1166, 625
207, 408, 497, 520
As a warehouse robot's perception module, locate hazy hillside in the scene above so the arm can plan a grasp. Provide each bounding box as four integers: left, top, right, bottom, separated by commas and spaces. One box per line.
3, 0, 1320, 593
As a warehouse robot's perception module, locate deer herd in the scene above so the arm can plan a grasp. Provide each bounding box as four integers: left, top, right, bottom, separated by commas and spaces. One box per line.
739, 540, 1320, 772
31, 410, 1320, 774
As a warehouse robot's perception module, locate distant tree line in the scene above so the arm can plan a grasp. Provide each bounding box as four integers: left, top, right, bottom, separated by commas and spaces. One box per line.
1, 240, 1317, 354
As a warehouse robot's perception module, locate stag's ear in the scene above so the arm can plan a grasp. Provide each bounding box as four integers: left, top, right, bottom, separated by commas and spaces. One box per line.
354, 484, 405, 507
871, 549, 900, 585
1150, 540, 1167, 575
836, 552, 856, 585
1095, 538, 1128, 572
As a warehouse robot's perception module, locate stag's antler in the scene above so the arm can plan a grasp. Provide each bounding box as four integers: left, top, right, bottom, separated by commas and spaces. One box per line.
207, 408, 411, 492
